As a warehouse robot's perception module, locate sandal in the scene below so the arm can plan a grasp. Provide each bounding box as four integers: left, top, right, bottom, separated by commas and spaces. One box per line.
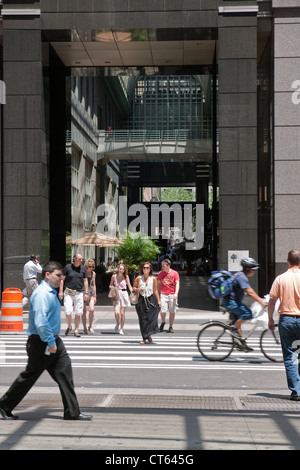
83, 328, 88, 335
88, 327, 94, 334
148, 336, 153, 343
140, 340, 146, 344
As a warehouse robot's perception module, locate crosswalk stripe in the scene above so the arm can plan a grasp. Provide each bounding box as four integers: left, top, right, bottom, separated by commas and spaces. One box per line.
0, 334, 284, 371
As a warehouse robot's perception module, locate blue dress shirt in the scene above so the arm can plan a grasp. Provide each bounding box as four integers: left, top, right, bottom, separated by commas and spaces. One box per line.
27, 280, 61, 347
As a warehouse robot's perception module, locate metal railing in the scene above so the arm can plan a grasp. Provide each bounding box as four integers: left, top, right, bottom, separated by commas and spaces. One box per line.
103, 126, 212, 142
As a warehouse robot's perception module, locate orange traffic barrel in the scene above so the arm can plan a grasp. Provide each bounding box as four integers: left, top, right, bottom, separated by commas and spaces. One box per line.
0, 288, 23, 332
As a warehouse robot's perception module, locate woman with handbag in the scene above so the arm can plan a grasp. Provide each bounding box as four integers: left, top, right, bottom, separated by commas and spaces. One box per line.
109, 263, 132, 335
133, 263, 161, 344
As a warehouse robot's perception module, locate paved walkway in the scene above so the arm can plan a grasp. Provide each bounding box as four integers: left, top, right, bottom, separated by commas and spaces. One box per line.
0, 384, 298, 450
1, 274, 299, 450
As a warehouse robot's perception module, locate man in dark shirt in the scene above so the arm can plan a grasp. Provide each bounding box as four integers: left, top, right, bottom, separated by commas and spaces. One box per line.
58, 253, 88, 337
222, 258, 266, 350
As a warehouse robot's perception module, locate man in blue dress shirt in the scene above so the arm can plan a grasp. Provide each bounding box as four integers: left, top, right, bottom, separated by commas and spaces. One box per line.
0, 261, 92, 421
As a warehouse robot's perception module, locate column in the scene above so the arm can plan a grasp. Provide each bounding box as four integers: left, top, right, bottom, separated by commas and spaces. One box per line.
218, 12, 258, 276
272, 1, 300, 275
2, 14, 49, 288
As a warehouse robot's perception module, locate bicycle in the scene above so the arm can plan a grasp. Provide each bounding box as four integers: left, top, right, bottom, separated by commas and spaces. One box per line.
197, 298, 283, 362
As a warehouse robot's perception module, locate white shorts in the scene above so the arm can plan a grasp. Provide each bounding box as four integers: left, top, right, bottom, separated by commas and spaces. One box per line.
64, 292, 84, 316
160, 294, 178, 314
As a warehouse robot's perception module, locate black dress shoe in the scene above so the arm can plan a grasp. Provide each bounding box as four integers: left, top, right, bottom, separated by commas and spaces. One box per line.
290, 395, 300, 401
0, 407, 19, 420
64, 413, 92, 420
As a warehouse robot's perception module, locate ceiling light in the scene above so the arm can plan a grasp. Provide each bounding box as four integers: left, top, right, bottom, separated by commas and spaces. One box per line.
2, 8, 41, 16
218, 6, 259, 14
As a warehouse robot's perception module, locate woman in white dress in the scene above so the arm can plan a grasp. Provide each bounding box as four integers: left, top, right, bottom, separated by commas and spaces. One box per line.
133, 262, 161, 344
109, 263, 132, 335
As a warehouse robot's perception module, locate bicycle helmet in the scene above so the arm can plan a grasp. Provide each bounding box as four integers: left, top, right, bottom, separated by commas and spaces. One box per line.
241, 258, 259, 270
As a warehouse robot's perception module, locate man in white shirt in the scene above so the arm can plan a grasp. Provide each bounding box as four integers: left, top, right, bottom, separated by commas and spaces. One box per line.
22, 254, 42, 306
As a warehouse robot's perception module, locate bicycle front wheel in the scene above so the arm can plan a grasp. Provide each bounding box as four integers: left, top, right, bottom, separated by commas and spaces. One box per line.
197, 323, 234, 361
260, 325, 283, 362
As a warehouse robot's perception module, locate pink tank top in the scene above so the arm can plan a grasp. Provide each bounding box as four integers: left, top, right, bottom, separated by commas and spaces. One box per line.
115, 276, 127, 290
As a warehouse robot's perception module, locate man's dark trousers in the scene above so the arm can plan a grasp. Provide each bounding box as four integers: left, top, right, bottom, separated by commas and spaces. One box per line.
0, 335, 80, 418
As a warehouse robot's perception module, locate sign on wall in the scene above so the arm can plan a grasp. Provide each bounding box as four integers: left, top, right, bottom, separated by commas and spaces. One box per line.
228, 250, 249, 272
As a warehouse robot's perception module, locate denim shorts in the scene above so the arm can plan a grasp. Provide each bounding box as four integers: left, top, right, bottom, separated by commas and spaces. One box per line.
222, 299, 253, 320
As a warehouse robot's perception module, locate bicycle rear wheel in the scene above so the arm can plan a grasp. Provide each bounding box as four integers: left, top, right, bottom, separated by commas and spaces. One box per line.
197, 323, 234, 361
260, 325, 283, 362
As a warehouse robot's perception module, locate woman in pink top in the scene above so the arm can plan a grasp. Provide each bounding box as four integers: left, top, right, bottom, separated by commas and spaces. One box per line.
109, 263, 132, 335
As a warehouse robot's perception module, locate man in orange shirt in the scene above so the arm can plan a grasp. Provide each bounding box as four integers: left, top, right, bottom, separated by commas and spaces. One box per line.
268, 249, 300, 400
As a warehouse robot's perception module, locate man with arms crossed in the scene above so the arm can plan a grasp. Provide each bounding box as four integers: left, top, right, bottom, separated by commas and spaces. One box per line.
0, 261, 92, 420
22, 254, 43, 306
268, 249, 300, 401
157, 258, 180, 333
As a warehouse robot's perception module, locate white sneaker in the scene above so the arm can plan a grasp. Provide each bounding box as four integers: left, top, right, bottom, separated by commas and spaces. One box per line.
114, 324, 119, 333
119, 329, 124, 335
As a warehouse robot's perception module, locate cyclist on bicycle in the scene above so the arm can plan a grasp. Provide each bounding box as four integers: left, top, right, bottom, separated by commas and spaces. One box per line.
222, 258, 267, 351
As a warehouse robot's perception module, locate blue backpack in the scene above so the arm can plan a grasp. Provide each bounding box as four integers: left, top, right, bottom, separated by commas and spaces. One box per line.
207, 270, 235, 300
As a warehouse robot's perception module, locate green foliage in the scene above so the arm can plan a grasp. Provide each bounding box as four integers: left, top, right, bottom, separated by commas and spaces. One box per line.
161, 187, 195, 202
116, 231, 160, 273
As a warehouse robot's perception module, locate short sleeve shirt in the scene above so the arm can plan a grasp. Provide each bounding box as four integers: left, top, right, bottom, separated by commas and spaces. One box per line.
63, 263, 88, 292
269, 268, 300, 315
228, 271, 251, 302
157, 269, 179, 295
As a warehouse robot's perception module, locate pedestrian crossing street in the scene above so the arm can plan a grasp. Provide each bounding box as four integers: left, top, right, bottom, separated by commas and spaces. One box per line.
0, 332, 285, 371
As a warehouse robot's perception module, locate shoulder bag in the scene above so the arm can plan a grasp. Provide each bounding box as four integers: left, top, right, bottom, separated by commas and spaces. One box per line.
108, 285, 119, 302
129, 290, 139, 305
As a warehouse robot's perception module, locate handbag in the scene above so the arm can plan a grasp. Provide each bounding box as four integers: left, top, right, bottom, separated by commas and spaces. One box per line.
129, 290, 139, 305
108, 286, 119, 302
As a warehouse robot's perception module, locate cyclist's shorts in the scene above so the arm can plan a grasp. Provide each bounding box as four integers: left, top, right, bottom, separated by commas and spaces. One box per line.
222, 299, 253, 320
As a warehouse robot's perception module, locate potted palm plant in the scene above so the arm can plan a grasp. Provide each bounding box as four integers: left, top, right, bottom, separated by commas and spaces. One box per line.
115, 231, 161, 279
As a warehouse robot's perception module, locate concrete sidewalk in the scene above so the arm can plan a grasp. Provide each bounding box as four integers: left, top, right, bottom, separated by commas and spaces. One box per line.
0, 385, 299, 450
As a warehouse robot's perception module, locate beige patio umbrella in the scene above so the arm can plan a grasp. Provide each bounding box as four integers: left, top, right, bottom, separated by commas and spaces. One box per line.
71, 231, 124, 247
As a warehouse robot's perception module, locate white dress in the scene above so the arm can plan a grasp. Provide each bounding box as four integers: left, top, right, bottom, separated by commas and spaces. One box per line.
113, 275, 130, 307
